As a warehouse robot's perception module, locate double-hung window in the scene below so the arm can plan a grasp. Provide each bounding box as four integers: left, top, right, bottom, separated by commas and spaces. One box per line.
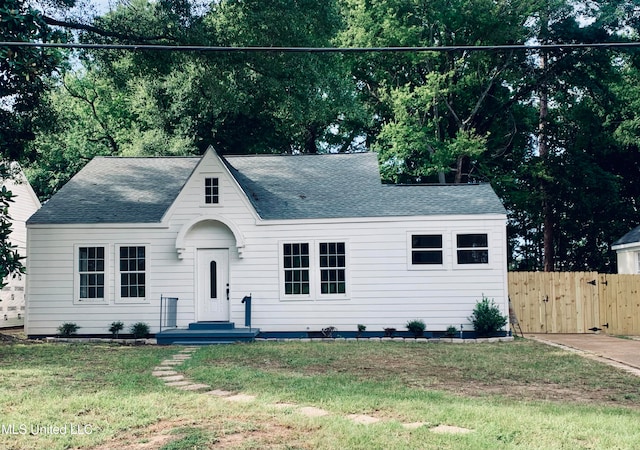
456, 234, 489, 265
283, 243, 310, 295
119, 246, 146, 300
411, 235, 443, 265
78, 246, 105, 301
319, 242, 346, 294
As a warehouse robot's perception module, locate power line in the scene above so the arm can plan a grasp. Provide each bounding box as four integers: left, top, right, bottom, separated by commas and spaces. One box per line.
2, 41, 640, 53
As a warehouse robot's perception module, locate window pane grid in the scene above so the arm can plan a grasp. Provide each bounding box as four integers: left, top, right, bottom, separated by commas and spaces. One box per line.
205, 178, 219, 204
284, 243, 310, 295
79, 247, 105, 299
120, 246, 146, 298
320, 242, 346, 295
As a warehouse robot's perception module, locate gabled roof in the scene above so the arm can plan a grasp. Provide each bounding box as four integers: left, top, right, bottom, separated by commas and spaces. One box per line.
612, 225, 640, 248
27, 150, 505, 225
27, 157, 200, 224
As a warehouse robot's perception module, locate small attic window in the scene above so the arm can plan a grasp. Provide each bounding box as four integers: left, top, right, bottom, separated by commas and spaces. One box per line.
205, 178, 219, 204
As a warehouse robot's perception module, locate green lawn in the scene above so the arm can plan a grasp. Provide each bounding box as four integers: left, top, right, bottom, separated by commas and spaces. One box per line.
1, 338, 640, 449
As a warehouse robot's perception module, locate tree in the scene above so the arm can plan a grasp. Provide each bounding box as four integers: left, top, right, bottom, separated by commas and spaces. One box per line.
339, 0, 536, 184
0, 0, 70, 284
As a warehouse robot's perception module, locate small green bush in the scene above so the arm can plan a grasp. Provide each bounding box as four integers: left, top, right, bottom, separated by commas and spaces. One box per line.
58, 322, 80, 337
445, 325, 458, 337
108, 321, 124, 338
406, 319, 426, 337
130, 322, 150, 339
357, 324, 366, 333
469, 296, 507, 336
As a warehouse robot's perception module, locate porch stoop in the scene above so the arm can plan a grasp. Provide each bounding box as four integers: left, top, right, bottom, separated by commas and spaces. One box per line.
156, 322, 260, 345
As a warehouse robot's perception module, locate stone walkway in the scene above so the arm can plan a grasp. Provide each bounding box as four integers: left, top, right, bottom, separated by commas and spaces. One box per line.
152, 347, 473, 434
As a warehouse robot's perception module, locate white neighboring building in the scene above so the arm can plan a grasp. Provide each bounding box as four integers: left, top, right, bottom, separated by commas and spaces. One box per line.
25, 148, 508, 338
1, 164, 41, 328
612, 226, 640, 274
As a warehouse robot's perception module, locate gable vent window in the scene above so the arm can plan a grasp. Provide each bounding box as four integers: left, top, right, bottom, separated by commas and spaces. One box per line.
79, 247, 105, 299
456, 234, 489, 264
204, 177, 219, 204
119, 246, 146, 298
283, 243, 310, 295
320, 242, 346, 294
411, 235, 443, 265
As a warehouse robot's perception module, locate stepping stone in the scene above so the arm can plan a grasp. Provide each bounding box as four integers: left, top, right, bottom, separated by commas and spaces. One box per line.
153, 366, 176, 371
180, 348, 198, 353
430, 425, 474, 434
178, 383, 210, 391
347, 414, 380, 425
152, 370, 178, 377
159, 375, 185, 382
269, 403, 298, 409
298, 406, 330, 417
161, 360, 183, 366
172, 354, 191, 360
402, 422, 428, 429
165, 380, 192, 387
223, 393, 256, 403
206, 389, 234, 397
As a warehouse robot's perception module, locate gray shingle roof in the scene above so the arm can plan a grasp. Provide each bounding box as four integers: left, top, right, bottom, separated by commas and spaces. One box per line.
613, 225, 640, 246
224, 153, 506, 219
27, 151, 505, 225
27, 157, 200, 224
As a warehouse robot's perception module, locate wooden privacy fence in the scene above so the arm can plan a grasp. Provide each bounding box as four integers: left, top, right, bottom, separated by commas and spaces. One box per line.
508, 272, 640, 335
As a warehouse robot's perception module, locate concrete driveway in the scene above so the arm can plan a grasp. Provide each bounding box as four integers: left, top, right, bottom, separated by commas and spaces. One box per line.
529, 333, 640, 376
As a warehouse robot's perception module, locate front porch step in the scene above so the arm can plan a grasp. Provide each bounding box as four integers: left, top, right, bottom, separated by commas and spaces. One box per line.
156, 326, 260, 345
188, 322, 236, 331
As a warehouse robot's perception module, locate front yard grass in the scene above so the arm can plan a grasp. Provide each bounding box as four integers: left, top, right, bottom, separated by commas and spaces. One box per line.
1, 337, 639, 449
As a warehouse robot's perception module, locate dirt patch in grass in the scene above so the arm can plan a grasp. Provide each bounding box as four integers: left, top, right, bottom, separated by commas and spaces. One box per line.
88, 419, 195, 450
0, 328, 28, 344
198, 340, 640, 409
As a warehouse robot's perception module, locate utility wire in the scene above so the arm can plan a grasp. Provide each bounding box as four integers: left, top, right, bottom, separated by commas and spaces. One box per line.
2, 41, 640, 53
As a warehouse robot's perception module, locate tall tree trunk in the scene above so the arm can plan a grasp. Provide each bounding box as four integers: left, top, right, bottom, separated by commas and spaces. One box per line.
538, 38, 554, 271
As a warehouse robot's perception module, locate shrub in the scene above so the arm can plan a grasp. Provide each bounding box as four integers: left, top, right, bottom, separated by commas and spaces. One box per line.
58, 322, 80, 337
406, 319, 426, 337
357, 324, 366, 333
130, 322, 150, 339
445, 325, 458, 337
469, 296, 507, 336
108, 321, 124, 338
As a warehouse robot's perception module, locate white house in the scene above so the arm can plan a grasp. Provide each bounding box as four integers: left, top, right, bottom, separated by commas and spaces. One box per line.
1, 163, 41, 328
612, 226, 640, 274
25, 148, 508, 340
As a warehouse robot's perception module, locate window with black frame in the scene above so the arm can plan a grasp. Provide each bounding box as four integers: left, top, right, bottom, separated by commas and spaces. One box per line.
456, 234, 489, 264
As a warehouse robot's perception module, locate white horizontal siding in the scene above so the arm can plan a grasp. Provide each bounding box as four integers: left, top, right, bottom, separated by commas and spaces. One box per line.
26, 149, 508, 335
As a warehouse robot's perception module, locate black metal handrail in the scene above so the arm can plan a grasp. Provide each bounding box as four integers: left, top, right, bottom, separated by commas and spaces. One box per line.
241, 294, 252, 330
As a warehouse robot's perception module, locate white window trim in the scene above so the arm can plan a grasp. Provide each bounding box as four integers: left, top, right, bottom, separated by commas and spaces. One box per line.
407, 231, 446, 271
279, 241, 313, 301
201, 174, 223, 207
636, 252, 640, 274
115, 244, 150, 304
278, 240, 351, 301
453, 231, 492, 270
316, 241, 350, 300
73, 244, 109, 305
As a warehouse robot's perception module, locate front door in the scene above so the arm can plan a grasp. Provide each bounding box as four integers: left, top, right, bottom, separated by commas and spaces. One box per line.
197, 249, 229, 321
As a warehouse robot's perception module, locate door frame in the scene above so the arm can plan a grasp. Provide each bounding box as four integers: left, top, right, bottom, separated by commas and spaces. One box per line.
196, 248, 230, 322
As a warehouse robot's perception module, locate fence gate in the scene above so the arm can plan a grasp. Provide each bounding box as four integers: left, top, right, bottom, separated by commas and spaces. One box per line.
508, 272, 640, 335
